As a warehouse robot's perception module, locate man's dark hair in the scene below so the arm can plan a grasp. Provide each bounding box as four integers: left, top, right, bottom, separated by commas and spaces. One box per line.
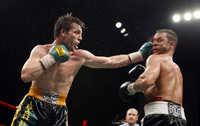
156, 29, 178, 50
54, 13, 86, 39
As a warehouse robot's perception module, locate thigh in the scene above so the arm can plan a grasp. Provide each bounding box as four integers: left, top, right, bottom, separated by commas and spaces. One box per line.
11, 95, 39, 126
50, 105, 68, 126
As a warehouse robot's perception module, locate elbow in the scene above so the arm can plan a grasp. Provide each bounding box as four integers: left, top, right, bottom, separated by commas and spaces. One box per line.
21, 70, 31, 83
21, 74, 31, 83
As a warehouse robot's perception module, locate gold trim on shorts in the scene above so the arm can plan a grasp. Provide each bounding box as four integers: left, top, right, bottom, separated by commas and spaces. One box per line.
27, 86, 67, 106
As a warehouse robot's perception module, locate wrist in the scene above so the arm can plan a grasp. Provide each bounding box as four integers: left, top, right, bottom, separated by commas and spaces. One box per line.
128, 51, 143, 64
127, 82, 137, 95
39, 54, 56, 70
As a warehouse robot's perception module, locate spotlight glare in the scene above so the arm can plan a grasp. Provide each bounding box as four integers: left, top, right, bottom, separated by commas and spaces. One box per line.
184, 13, 192, 21
120, 28, 126, 33
124, 33, 129, 37
115, 22, 122, 28
194, 10, 200, 19
173, 14, 181, 22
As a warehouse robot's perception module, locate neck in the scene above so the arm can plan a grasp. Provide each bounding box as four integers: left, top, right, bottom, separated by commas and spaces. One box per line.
161, 50, 174, 58
52, 37, 64, 46
168, 50, 174, 57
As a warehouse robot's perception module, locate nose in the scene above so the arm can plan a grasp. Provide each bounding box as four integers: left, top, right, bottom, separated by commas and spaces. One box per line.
153, 40, 158, 46
78, 34, 82, 41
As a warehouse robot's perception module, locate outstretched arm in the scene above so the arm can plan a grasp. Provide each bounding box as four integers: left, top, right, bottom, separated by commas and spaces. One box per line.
83, 51, 136, 68
83, 42, 153, 69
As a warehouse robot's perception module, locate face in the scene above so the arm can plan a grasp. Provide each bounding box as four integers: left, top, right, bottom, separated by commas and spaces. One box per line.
126, 109, 138, 125
152, 32, 171, 54
63, 23, 82, 52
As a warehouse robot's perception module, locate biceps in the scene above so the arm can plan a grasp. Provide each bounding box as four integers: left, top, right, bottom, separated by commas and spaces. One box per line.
22, 57, 40, 70
142, 63, 160, 85
22, 48, 44, 71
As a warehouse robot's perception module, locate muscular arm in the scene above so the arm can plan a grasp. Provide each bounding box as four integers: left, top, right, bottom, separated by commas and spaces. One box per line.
83, 50, 143, 68
134, 55, 160, 92
82, 41, 153, 68
21, 45, 45, 83
83, 42, 153, 68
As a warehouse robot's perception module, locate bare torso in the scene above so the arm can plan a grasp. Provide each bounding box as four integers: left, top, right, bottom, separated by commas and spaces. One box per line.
31, 44, 87, 95
144, 55, 183, 106
22, 42, 136, 95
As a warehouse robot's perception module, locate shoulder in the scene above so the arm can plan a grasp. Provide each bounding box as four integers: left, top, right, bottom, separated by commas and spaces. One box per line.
29, 44, 52, 58
31, 44, 52, 53
35, 44, 53, 50
31, 45, 45, 52
147, 54, 161, 61
72, 49, 95, 59
146, 54, 161, 65
146, 54, 169, 63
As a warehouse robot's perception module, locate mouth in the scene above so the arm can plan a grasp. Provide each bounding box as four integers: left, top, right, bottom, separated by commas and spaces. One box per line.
153, 47, 158, 52
75, 42, 79, 50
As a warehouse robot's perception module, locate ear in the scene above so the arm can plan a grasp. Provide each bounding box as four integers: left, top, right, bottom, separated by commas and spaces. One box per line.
60, 28, 65, 36
170, 41, 175, 48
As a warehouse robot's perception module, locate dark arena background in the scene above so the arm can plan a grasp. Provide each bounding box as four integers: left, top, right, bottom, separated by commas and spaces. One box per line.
0, 0, 199, 126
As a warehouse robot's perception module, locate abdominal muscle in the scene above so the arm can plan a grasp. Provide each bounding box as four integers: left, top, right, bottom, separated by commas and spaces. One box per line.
31, 56, 84, 95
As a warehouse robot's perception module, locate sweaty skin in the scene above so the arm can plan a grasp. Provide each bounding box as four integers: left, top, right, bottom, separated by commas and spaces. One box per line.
133, 32, 183, 106
21, 23, 139, 95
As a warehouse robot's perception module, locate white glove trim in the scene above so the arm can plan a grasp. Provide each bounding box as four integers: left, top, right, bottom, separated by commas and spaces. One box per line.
40, 54, 56, 70
128, 51, 143, 64
127, 82, 137, 95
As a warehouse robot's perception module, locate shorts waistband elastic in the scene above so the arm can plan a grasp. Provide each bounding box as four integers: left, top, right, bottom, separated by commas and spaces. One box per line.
146, 97, 164, 104
144, 101, 186, 120
27, 86, 67, 106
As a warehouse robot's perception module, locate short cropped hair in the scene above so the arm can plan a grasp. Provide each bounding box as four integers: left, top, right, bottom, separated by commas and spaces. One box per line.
126, 108, 139, 117
156, 29, 178, 50
54, 13, 86, 39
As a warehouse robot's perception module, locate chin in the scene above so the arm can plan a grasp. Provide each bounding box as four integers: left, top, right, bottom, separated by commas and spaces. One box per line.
153, 51, 160, 54
68, 47, 75, 52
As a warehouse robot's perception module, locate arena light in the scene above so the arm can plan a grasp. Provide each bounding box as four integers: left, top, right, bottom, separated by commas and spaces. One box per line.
115, 22, 122, 28
124, 33, 129, 37
173, 14, 181, 22
194, 10, 200, 19
115, 22, 129, 37
172, 9, 200, 23
184, 12, 192, 21
120, 28, 126, 33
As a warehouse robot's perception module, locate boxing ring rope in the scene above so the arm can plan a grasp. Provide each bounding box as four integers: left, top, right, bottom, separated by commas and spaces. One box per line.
0, 100, 17, 126
0, 100, 89, 126
0, 100, 17, 111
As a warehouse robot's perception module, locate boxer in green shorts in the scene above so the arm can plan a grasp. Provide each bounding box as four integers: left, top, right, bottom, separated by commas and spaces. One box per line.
11, 13, 152, 126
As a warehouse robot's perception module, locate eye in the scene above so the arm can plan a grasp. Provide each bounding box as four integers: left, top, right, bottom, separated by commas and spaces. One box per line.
74, 30, 82, 35
157, 38, 163, 42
